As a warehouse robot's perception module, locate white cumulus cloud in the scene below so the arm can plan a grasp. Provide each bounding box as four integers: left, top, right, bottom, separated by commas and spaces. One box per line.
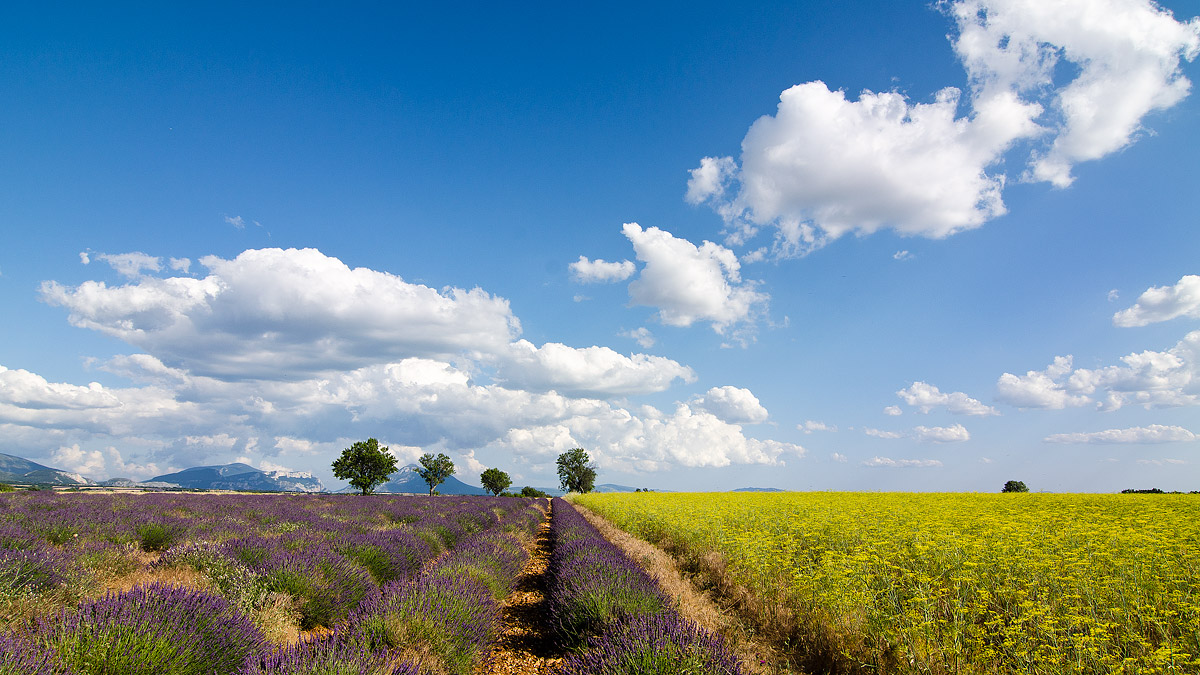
897, 381, 998, 415
496, 341, 695, 397
496, 403, 802, 470
690, 0, 1199, 256
998, 331, 1200, 411
996, 356, 1092, 409
623, 223, 768, 336
951, 0, 1200, 187
569, 256, 636, 284
1113, 275, 1200, 327
691, 386, 769, 424
912, 424, 971, 443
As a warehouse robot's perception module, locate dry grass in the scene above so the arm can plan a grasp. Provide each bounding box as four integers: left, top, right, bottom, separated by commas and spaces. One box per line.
572, 503, 801, 675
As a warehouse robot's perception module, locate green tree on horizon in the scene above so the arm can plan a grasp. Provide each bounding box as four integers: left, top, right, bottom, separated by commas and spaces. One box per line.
1002, 480, 1029, 493
331, 438, 397, 495
480, 467, 512, 496
415, 453, 455, 496
557, 447, 597, 494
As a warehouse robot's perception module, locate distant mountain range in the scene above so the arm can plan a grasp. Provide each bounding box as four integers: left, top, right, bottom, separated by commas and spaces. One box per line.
148, 463, 324, 492
0, 452, 88, 486
731, 487, 785, 492
0, 452, 771, 494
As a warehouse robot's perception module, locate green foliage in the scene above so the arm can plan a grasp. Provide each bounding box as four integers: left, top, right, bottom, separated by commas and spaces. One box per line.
1001, 480, 1029, 493
135, 523, 176, 552
479, 468, 511, 496
557, 448, 597, 494
520, 486, 548, 498
416, 453, 455, 496
0, 483, 14, 493
332, 438, 398, 495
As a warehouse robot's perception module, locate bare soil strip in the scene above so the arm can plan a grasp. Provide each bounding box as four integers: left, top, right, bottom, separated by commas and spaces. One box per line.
571, 503, 800, 675
474, 504, 564, 675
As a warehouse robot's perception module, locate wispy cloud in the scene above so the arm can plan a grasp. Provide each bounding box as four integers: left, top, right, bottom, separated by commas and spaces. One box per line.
863, 456, 943, 468
1044, 425, 1196, 444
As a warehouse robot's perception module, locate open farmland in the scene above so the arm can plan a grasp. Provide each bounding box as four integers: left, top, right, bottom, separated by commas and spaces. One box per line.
0, 491, 744, 674
0, 491, 543, 673
573, 492, 1200, 674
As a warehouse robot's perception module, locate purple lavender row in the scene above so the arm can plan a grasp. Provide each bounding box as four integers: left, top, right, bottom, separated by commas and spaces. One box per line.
548, 498, 742, 675
245, 525, 536, 674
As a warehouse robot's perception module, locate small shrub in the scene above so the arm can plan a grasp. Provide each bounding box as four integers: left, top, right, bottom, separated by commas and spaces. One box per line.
264, 549, 378, 630
135, 523, 177, 552
157, 543, 269, 614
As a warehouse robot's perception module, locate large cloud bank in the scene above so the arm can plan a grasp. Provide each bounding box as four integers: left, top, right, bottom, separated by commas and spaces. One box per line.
10, 248, 800, 481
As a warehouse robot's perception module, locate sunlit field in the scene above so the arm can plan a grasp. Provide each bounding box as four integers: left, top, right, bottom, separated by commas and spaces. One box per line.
573, 492, 1200, 674
0, 491, 544, 674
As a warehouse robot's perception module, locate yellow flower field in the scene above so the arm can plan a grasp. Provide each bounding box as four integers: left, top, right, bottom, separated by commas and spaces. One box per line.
573, 492, 1200, 674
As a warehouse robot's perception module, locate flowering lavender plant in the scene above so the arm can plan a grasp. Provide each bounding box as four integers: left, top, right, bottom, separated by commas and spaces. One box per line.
263, 548, 379, 630
424, 531, 528, 600
0, 523, 74, 593
155, 543, 269, 614
547, 500, 667, 649
332, 529, 433, 585
353, 574, 497, 675
0, 632, 75, 675
37, 582, 266, 675
560, 612, 743, 675
238, 627, 416, 675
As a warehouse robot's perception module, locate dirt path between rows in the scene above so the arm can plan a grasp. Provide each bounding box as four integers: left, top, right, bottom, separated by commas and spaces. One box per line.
473, 503, 565, 675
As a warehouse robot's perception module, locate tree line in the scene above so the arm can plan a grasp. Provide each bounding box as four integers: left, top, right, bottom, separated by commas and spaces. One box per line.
331, 438, 598, 496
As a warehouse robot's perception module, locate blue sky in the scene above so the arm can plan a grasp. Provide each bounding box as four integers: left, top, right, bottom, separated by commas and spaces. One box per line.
2, 1, 1198, 493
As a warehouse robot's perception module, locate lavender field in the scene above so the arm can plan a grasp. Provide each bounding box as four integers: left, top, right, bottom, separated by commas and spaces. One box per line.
0, 491, 740, 674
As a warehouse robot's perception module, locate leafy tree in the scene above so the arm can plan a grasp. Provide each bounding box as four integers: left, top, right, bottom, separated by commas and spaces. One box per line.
556, 448, 597, 494
1001, 480, 1029, 493
480, 468, 512, 496
520, 486, 548, 498
415, 453, 455, 496
332, 438, 397, 495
